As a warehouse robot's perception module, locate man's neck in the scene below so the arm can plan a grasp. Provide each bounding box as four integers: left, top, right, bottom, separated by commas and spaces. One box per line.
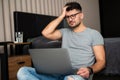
73, 22, 86, 33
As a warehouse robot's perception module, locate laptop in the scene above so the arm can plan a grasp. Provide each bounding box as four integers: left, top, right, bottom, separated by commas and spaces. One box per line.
29, 48, 77, 75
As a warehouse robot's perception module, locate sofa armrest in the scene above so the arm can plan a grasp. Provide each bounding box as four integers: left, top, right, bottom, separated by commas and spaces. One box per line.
97, 38, 120, 75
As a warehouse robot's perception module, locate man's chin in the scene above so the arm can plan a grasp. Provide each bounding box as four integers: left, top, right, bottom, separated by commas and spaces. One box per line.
69, 25, 77, 29
69, 23, 81, 29
69, 24, 75, 28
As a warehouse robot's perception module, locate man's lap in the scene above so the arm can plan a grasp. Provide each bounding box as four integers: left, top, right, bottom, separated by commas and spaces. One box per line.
17, 66, 87, 80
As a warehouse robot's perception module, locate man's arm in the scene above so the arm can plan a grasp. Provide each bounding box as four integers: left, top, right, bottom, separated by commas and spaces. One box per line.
42, 7, 67, 40
91, 45, 106, 73
77, 45, 106, 78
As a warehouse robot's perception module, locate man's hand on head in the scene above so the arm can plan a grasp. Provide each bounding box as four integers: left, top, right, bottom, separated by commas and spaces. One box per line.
60, 6, 68, 18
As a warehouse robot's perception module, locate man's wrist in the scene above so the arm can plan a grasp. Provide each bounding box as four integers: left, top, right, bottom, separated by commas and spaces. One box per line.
87, 67, 93, 75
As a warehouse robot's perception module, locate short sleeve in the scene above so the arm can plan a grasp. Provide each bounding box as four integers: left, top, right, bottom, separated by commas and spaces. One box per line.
92, 30, 104, 46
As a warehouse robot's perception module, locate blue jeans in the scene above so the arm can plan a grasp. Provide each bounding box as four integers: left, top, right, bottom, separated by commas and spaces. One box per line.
17, 66, 88, 80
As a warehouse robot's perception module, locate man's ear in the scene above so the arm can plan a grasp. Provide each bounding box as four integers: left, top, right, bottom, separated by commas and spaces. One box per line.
80, 13, 84, 19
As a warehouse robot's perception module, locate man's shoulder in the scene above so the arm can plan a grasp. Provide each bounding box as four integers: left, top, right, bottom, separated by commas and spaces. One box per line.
87, 27, 100, 34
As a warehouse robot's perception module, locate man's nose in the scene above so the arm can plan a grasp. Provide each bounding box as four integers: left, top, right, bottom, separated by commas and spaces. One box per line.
68, 17, 73, 21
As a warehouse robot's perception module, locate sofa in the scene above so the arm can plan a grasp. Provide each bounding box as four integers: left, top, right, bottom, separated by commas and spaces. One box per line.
27, 36, 120, 80
93, 37, 120, 80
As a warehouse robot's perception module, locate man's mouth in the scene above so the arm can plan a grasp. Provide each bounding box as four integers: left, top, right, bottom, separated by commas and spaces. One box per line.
69, 21, 74, 25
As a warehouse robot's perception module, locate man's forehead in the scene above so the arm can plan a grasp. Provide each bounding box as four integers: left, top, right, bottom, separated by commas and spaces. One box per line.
66, 9, 80, 15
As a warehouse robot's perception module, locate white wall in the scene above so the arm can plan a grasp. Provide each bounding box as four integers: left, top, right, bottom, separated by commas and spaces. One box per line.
80, 0, 100, 31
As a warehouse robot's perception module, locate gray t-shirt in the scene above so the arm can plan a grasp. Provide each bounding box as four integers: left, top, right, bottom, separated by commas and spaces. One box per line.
60, 27, 104, 69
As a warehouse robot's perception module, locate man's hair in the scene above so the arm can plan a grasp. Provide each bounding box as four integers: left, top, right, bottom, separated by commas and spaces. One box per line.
65, 2, 82, 12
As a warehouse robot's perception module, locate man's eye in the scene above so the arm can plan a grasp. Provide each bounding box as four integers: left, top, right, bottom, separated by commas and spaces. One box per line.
71, 14, 75, 17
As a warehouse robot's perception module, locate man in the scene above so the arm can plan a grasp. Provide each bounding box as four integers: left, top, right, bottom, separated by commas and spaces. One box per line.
17, 2, 105, 80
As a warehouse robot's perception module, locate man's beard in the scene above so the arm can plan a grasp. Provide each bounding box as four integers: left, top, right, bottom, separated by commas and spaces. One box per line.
70, 22, 81, 29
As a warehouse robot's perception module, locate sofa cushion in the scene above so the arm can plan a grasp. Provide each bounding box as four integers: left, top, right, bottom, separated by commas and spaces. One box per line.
98, 38, 120, 75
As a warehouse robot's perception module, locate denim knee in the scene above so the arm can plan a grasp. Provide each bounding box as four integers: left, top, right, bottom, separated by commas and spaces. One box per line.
64, 75, 86, 80
17, 66, 38, 80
